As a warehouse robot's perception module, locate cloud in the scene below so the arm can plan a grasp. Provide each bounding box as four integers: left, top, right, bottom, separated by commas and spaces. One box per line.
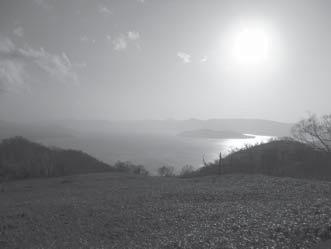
80, 35, 89, 43
177, 52, 191, 63
112, 31, 141, 51
80, 35, 96, 44
127, 31, 140, 41
136, 0, 145, 3
97, 3, 112, 15
13, 27, 24, 37
0, 37, 78, 92
112, 36, 127, 51
200, 56, 208, 63
21, 48, 78, 84
0, 61, 26, 93
0, 38, 26, 92
0, 38, 15, 53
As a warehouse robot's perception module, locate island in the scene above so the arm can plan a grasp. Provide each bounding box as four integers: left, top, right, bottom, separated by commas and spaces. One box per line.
177, 129, 255, 139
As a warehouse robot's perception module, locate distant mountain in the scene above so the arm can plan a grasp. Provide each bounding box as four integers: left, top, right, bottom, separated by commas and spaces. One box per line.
0, 118, 293, 142
178, 129, 254, 139
56, 118, 293, 137
0, 137, 113, 180
0, 120, 72, 140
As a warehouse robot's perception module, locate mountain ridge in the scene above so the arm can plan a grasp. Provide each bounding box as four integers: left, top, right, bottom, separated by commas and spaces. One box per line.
178, 129, 254, 139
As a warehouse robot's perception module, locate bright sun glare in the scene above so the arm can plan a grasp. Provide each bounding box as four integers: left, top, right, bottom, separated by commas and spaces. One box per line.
233, 28, 270, 66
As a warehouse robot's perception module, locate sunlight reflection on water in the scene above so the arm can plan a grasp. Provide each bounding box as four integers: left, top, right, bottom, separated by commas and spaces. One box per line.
205, 134, 275, 165
221, 134, 274, 154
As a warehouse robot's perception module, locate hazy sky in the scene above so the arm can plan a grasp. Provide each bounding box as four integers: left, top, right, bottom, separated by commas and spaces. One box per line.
0, 0, 330, 123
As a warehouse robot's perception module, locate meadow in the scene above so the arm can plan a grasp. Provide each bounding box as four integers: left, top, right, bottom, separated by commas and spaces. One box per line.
1, 173, 331, 249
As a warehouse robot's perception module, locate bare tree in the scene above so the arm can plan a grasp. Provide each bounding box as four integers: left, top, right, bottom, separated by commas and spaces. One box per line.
291, 114, 331, 153
157, 165, 175, 177
179, 165, 194, 177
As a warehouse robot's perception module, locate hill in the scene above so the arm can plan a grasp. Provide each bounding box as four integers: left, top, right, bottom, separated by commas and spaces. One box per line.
0, 137, 113, 180
0, 173, 330, 248
196, 140, 331, 180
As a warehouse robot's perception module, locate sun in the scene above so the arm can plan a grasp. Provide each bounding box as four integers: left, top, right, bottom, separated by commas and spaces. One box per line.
233, 27, 270, 66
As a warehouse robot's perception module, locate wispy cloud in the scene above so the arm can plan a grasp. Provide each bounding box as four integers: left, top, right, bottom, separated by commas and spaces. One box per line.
80, 35, 96, 44
136, 0, 145, 3
0, 38, 15, 54
97, 3, 112, 15
0, 38, 26, 92
200, 56, 208, 63
177, 52, 191, 63
13, 27, 24, 37
127, 31, 140, 41
0, 37, 78, 93
112, 36, 127, 51
20, 48, 78, 84
0, 60, 26, 93
112, 31, 141, 51
80, 35, 89, 43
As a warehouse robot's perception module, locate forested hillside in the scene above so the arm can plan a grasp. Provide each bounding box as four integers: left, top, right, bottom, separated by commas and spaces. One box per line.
0, 137, 113, 180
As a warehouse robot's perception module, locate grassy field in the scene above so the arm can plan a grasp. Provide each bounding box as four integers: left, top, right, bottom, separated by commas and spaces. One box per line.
1, 173, 331, 249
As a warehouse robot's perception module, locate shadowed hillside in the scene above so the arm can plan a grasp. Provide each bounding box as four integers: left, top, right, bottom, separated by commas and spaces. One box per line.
195, 140, 331, 180
0, 137, 114, 180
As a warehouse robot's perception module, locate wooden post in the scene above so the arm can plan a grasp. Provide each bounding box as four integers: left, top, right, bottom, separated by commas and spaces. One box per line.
218, 152, 222, 175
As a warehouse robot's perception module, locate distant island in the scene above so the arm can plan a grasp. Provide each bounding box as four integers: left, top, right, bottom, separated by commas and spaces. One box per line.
178, 129, 255, 139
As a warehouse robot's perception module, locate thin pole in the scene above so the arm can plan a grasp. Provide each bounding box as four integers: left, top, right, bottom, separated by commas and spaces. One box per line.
218, 152, 222, 175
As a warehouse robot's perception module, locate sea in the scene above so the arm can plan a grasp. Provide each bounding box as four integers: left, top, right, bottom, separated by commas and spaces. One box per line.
41, 133, 274, 174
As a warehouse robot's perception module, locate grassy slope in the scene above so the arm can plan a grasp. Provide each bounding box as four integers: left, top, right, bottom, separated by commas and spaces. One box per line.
197, 140, 331, 181
0, 173, 331, 249
0, 137, 113, 179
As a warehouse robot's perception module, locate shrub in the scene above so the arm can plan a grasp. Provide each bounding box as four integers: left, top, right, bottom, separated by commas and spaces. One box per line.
157, 165, 175, 177
114, 161, 149, 175
179, 165, 195, 177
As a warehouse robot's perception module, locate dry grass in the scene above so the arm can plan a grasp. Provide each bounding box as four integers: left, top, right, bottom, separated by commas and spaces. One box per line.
0, 173, 331, 249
